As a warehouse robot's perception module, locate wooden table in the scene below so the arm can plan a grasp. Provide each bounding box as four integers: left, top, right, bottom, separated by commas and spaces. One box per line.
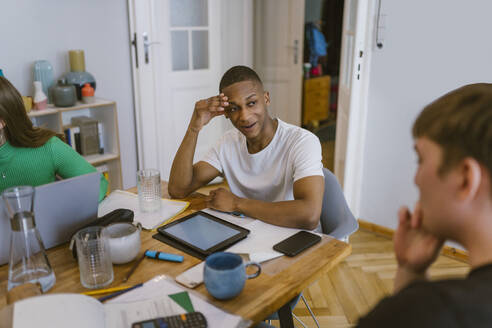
0, 182, 351, 327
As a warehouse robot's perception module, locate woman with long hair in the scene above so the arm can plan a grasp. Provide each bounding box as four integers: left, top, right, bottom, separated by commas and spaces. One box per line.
0, 76, 108, 201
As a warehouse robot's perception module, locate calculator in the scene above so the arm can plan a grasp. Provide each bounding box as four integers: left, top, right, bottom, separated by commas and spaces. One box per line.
131, 312, 207, 328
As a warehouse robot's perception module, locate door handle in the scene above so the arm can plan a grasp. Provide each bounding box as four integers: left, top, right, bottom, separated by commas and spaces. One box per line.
131, 33, 139, 69
143, 32, 161, 64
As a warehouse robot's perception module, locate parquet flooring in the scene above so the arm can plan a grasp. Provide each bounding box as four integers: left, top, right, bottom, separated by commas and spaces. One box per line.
269, 228, 470, 327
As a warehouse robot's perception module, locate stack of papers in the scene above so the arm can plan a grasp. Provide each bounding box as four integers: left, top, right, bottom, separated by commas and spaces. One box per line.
10, 275, 249, 328
98, 190, 189, 230
108, 275, 250, 328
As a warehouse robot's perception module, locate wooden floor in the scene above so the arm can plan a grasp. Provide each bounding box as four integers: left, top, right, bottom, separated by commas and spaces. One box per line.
270, 229, 470, 327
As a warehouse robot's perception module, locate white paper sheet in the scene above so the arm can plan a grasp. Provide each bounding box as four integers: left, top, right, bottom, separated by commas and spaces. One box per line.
227, 219, 303, 261
98, 190, 189, 230
201, 208, 254, 227
104, 294, 184, 328
108, 275, 249, 328
13, 294, 105, 328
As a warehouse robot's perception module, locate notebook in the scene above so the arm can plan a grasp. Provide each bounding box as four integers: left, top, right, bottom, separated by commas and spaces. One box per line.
97, 190, 189, 230
5, 275, 249, 328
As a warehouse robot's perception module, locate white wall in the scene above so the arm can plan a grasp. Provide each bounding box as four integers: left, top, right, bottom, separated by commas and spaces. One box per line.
0, 0, 137, 188
358, 0, 492, 229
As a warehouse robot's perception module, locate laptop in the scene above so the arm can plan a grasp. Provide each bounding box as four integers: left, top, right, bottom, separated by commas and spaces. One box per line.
0, 172, 100, 265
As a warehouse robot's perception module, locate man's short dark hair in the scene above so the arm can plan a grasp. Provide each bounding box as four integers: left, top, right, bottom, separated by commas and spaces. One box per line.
413, 83, 492, 179
219, 66, 263, 92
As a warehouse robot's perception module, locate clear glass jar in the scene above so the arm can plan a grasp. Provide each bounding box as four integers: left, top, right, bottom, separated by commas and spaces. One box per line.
3, 186, 55, 292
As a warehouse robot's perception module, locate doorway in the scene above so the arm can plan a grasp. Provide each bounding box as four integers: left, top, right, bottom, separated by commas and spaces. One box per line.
302, 1, 345, 174
300, 0, 372, 216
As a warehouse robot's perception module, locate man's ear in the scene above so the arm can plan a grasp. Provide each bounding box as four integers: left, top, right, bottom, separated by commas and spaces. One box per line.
264, 91, 270, 106
457, 157, 482, 202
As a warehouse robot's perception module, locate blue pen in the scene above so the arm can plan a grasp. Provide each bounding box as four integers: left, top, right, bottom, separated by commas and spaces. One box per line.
98, 283, 143, 302
145, 250, 184, 263
230, 211, 245, 217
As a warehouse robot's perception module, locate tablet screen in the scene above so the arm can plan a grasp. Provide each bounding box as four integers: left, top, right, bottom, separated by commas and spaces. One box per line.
161, 214, 241, 251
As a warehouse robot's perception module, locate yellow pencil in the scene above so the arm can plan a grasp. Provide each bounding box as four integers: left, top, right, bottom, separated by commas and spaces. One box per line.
82, 285, 134, 296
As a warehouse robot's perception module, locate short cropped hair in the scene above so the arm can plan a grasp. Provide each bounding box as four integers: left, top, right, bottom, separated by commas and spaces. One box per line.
413, 83, 492, 177
219, 66, 263, 92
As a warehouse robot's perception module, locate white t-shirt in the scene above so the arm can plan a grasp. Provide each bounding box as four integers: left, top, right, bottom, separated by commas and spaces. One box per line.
201, 119, 323, 202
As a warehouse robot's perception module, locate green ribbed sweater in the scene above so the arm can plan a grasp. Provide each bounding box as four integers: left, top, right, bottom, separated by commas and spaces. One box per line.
0, 136, 108, 202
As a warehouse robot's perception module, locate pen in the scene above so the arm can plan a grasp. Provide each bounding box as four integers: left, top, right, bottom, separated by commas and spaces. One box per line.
97, 283, 144, 303
123, 251, 147, 282
230, 211, 245, 217
215, 209, 245, 217
145, 250, 184, 263
82, 285, 136, 296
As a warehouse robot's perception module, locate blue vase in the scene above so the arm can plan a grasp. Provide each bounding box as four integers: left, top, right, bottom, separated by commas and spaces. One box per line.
33, 60, 55, 103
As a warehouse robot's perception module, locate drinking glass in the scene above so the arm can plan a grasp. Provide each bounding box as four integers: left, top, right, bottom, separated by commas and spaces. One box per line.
75, 226, 113, 289
137, 169, 161, 212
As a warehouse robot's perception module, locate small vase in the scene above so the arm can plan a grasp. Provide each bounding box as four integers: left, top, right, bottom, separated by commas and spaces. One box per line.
33, 60, 54, 103
62, 50, 96, 100
51, 78, 77, 107
33, 81, 48, 110
81, 83, 95, 104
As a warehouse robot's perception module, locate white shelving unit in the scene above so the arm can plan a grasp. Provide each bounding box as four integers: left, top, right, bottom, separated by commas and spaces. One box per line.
28, 98, 122, 191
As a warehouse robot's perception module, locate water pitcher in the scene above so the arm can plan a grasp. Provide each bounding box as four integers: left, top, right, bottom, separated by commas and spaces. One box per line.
3, 186, 55, 292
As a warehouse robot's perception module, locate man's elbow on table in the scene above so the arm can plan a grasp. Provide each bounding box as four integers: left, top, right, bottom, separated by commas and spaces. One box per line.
297, 205, 322, 230
168, 182, 191, 200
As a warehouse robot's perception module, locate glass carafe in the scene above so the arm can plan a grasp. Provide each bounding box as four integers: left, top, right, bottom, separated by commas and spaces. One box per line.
3, 186, 55, 292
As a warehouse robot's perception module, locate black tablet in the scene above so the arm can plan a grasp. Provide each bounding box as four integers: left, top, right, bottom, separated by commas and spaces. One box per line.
156, 211, 250, 258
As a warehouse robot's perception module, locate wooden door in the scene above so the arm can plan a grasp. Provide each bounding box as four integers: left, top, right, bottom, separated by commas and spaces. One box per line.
253, 0, 305, 126
130, 0, 225, 180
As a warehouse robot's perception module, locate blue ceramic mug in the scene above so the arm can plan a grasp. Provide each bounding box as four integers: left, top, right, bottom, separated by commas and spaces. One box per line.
204, 252, 261, 300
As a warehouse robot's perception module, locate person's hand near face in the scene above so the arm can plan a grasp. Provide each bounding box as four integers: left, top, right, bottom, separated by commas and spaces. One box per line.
189, 94, 229, 133
393, 202, 444, 292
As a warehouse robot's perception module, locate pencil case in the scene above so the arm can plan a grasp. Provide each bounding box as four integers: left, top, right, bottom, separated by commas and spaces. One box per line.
69, 208, 135, 259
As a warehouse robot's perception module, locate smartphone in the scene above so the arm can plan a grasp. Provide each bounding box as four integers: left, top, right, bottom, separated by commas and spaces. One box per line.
273, 231, 321, 257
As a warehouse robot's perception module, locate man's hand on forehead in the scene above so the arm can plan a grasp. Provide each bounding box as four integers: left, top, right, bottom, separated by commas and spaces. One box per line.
189, 94, 229, 132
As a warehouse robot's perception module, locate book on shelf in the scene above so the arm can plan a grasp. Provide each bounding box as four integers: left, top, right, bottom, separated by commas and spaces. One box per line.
63, 128, 71, 146
98, 122, 105, 154
63, 126, 80, 152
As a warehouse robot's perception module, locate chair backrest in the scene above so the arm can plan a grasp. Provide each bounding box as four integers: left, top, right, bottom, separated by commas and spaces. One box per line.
320, 168, 359, 240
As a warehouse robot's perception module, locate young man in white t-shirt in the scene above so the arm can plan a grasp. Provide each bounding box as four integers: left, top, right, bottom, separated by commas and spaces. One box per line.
168, 66, 324, 230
